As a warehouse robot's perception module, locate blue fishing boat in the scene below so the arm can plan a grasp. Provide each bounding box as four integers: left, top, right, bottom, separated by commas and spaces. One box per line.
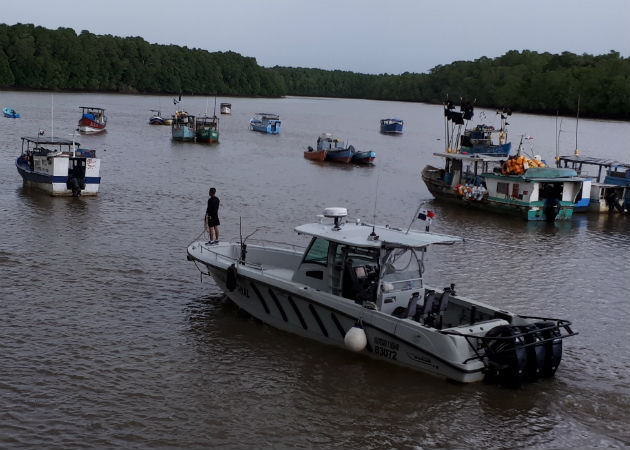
380, 118, 403, 134
317, 133, 354, 163
444, 102, 512, 157
250, 113, 281, 134
3, 107, 20, 118
171, 111, 196, 141
352, 150, 376, 165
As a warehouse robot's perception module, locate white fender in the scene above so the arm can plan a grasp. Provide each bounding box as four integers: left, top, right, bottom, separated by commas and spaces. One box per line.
344, 325, 367, 352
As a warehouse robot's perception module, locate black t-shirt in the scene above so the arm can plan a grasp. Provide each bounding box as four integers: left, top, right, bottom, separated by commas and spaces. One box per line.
206, 196, 220, 218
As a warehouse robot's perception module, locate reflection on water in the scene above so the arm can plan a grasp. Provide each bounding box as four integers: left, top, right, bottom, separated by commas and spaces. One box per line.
0, 91, 628, 449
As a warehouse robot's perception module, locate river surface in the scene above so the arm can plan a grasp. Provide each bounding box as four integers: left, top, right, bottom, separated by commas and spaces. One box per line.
1, 91, 629, 449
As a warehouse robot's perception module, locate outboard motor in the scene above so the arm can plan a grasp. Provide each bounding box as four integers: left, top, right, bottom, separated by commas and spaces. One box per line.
484, 325, 528, 387
67, 157, 87, 197
543, 197, 560, 222
534, 321, 563, 377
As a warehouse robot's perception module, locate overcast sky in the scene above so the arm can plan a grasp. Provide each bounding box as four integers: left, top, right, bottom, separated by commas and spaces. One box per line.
3, 0, 629, 74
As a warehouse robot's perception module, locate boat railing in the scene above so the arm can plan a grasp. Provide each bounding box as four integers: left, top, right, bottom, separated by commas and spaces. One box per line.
440, 316, 578, 366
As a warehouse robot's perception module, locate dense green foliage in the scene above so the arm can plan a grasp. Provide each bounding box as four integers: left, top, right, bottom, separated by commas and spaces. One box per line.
1, 23, 628, 119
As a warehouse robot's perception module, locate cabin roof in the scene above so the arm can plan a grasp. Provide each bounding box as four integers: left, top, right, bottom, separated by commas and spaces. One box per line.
295, 222, 460, 248
433, 152, 505, 163
79, 106, 105, 111
557, 155, 630, 169
21, 136, 79, 146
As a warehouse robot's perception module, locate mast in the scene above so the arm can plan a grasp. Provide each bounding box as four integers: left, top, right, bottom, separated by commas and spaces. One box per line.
574, 95, 580, 156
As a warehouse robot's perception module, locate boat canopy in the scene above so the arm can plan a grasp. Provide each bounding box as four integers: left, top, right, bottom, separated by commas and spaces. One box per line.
433, 152, 505, 163
295, 222, 460, 249
21, 136, 78, 146
557, 155, 630, 170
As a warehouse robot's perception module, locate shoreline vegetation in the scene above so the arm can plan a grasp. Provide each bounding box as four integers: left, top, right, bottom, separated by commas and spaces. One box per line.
1, 23, 628, 120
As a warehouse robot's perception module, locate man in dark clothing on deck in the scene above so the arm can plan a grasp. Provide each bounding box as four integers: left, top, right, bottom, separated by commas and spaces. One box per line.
205, 187, 220, 244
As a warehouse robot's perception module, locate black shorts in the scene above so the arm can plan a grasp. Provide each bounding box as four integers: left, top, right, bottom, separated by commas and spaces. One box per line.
207, 215, 220, 227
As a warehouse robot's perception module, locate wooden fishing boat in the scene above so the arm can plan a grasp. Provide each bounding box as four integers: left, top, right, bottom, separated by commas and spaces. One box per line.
77, 106, 107, 134
304, 146, 327, 161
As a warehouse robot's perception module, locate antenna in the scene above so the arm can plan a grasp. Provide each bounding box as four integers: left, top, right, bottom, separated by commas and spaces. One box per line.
51, 94, 54, 142
574, 95, 580, 156
369, 175, 380, 240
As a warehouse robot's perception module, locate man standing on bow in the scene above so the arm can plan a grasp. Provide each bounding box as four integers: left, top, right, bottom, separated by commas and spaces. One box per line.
205, 187, 220, 244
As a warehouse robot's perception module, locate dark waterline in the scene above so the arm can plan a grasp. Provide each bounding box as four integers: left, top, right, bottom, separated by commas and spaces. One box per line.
1, 91, 629, 449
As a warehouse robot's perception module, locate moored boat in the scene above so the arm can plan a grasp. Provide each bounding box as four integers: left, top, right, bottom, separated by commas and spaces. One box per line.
171, 111, 196, 141
317, 133, 354, 163
380, 118, 403, 134
421, 149, 584, 221
444, 102, 512, 157
195, 115, 220, 143
149, 109, 171, 125
3, 107, 20, 118
187, 207, 577, 386
352, 150, 376, 165
304, 146, 327, 161
15, 134, 101, 196
77, 106, 107, 134
220, 103, 232, 115
557, 155, 630, 214
250, 113, 281, 134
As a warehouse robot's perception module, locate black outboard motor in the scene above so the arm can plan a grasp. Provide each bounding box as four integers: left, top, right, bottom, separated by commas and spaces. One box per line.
67, 157, 87, 197
484, 325, 528, 388
543, 198, 561, 222
534, 321, 563, 377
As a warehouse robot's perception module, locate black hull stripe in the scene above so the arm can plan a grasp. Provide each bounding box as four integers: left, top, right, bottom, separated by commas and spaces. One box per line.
237, 277, 482, 375
330, 313, 346, 338
268, 288, 288, 322
250, 282, 270, 314
309, 304, 328, 337
288, 296, 308, 330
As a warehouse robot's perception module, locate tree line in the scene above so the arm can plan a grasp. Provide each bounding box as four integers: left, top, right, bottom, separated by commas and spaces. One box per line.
1, 23, 628, 119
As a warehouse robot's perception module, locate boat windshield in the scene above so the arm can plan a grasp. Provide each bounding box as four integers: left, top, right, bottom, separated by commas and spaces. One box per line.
380, 248, 423, 288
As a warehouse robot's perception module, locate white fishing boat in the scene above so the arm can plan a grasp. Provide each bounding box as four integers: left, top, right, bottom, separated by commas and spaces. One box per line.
15, 134, 101, 196
187, 207, 577, 386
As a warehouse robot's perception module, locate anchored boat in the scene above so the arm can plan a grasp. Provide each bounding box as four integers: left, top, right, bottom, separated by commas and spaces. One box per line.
380, 118, 404, 134
557, 155, 630, 214
77, 106, 107, 134
3, 107, 20, 118
422, 151, 585, 221
171, 111, 196, 141
220, 103, 232, 115
187, 207, 576, 386
250, 113, 281, 134
15, 135, 101, 196
195, 115, 220, 143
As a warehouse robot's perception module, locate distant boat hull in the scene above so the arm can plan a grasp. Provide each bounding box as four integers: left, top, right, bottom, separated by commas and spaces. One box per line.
196, 129, 219, 143
220, 103, 231, 114
78, 118, 106, 134
172, 126, 196, 141
304, 149, 327, 161
352, 150, 376, 165
3, 107, 20, 118
380, 119, 403, 134
325, 148, 353, 163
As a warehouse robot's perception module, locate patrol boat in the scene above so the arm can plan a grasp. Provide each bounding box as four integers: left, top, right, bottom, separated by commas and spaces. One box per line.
187, 208, 577, 386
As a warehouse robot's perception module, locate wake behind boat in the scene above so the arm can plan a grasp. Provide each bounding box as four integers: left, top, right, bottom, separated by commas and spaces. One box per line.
187, 207, 576, 386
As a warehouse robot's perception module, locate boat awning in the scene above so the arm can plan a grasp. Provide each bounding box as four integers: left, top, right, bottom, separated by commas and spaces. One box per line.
557, 155, 630, 170
295, 222, 461, 249
432, 152, 505, 163
21, 136, 78, 146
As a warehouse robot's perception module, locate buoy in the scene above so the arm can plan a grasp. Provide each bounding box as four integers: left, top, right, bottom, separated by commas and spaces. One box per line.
344, 323, 367, 352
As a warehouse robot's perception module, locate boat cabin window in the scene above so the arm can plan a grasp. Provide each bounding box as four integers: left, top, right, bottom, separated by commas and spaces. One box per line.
381, 248, 423, 291
303, 237, 330, 266
334, 245, 379, 303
